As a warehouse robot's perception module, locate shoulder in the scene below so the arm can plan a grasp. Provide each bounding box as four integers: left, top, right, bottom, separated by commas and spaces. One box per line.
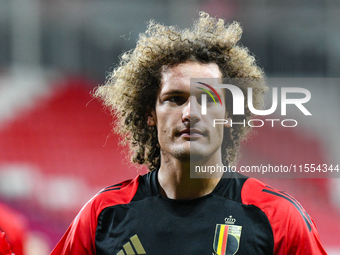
241, 178, 311, 228
241, 178, 312, 234
79, 175, 141, 224
50, 175, 142, 255
241, 178, 326, 255
241, 178, 300, 213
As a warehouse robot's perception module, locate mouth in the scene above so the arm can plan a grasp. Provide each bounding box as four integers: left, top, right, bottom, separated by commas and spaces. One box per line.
177, 128, 205, 138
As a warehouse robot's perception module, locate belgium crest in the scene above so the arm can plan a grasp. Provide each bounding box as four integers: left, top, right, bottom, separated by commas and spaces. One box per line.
212, 216, 242, 255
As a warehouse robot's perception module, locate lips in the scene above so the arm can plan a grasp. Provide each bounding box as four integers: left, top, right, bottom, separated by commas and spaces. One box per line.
178, 128, 204, 138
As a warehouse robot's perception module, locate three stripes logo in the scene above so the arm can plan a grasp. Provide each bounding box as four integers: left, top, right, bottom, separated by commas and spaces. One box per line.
262, 186, 313, 231
196, 82, 223, 115
117, 234, 146, 255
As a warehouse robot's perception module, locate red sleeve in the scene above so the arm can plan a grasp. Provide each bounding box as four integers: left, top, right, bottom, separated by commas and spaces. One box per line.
0, 232, 13, 255
241, 178, 327, 255
50, 176, 140, 255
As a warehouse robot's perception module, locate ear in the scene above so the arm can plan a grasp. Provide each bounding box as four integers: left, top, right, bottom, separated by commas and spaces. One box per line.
224, 111, 232, 128
147, 109, 157, 126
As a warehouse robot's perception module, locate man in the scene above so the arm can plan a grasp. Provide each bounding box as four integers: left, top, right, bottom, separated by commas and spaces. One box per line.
51, 12, 326, 254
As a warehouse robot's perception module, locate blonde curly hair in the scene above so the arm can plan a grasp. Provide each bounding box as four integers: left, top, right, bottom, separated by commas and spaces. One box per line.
94, 12, 267, 170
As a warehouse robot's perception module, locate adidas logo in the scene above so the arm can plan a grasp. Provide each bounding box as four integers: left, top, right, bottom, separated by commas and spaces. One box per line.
117, 234, 146, 255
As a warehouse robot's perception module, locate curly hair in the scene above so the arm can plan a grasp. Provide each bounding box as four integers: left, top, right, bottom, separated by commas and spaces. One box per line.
94, 12, 267, 170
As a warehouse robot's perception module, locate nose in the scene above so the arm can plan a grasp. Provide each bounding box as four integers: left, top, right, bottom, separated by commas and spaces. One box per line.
182, 96, 201, 125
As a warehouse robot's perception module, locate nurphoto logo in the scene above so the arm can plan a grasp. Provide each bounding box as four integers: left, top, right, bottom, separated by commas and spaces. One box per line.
194, 79, 312, 128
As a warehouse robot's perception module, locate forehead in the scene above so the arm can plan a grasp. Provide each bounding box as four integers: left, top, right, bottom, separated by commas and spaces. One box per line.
160, 62, 222, 92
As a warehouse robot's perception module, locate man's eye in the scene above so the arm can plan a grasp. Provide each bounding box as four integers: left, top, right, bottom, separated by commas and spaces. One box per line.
207, 96, 216, 103
169, 96, 179, 101
197, 95, 216, 105
168, 96, 184, 104
204, 96, 217, 105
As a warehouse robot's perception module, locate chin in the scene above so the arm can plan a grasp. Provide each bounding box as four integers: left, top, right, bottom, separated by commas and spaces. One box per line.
187, 148, 210, 162
171, 144, 213, 162
173, 150, 191, 162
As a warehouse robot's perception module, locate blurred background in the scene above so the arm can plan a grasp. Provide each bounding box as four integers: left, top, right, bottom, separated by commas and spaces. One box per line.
0, 0, 339, 254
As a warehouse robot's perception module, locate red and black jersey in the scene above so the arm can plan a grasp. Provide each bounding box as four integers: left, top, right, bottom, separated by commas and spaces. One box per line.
51, 170, 326, 255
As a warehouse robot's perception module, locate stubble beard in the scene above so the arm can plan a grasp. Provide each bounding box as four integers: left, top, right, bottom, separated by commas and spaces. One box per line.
171, 143, 212, 163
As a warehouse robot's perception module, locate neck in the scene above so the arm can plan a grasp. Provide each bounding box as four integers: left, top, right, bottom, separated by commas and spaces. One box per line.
157, 150, 223, 200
